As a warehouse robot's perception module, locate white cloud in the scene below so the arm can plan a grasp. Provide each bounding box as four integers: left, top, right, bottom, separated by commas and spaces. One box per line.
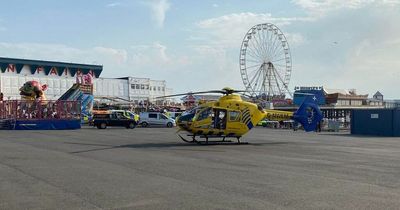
0, 42, 194, 83
292, 0, 400, 17
198, 12, 311, 29
130, 42, 173, 65
331, 37, 400, 98
187, 12, 313, 92
93, 46, 128, 64
196, 12, 311, 47
0, 42, 129, 74
192, 4, 400, 97
106, 2, 121, 7
0, 42, 189, 69
147, 0, 171, 28
285, 33, 306, 47
288, 3, 400, 98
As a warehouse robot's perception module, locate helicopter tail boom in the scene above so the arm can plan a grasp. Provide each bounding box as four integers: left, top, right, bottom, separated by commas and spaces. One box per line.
293, 95, 323, 132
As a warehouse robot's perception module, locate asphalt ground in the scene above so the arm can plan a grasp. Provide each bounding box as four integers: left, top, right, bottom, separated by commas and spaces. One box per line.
0, 126, 400, 210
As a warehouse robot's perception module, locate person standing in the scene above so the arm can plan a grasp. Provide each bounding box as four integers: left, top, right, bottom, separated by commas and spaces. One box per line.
316, 120, 322, 132
0, 93, 3, 119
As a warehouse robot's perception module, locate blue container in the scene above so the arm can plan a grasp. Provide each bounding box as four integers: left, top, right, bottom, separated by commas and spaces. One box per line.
351, 109, 400, 137
393, 110, 400, 137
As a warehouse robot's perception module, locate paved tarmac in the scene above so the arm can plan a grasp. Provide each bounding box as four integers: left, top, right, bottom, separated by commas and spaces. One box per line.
0, 127, 400, 209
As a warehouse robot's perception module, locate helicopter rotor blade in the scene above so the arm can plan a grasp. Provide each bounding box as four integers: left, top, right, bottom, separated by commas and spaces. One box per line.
232, 90, 248, 93
155, 88, 251, 99
156, 90, 225, 98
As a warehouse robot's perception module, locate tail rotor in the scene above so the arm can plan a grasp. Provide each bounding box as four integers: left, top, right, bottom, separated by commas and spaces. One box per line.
293, 95, 323, 132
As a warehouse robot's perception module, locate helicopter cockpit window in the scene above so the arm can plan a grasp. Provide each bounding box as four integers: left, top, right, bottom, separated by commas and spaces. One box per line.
197, 108, 212, 121
228, 111, 240, 121
182, 107, 200, 116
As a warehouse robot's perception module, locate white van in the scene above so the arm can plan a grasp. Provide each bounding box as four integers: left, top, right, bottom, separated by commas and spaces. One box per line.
139, 112, 176, 128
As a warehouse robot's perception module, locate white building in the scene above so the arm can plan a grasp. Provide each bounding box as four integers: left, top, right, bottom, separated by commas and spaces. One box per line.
94, 77, 171, 104
0, 57, 172, 103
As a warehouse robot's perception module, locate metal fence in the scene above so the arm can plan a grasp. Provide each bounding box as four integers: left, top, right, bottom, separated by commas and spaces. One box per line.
0, 100, 81, 120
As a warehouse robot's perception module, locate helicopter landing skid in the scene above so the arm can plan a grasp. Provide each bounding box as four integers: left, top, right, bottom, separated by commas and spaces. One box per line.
178, 134, 248, 145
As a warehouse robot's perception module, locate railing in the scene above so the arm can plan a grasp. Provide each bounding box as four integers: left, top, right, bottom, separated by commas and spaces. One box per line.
0, 100, 81, 120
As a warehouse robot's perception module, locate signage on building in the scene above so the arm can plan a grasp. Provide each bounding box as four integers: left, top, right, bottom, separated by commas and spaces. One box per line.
0, 58, 102, 78
371, 114, 379, 119
294, 86, 323, 91
0, 65, 95, 77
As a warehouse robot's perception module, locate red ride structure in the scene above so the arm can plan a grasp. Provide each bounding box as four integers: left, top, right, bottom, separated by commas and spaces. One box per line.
0, 81, 82, 130
0, 100, 81, 130
0, 100, 80, 120
0, 80, 82, 130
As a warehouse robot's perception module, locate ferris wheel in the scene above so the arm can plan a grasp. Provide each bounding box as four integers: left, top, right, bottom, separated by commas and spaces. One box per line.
239, 23, 292, 100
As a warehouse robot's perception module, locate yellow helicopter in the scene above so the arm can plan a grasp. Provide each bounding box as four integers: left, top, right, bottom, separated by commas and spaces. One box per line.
161, 87, 322, 144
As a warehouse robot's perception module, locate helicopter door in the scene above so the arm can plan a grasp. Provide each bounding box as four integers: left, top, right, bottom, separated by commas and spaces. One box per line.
213, 109, 227, 130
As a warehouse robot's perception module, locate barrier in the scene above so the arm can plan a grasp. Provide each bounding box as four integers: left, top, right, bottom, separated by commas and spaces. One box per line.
0, 100, 81, 130
0, 100, 81, 120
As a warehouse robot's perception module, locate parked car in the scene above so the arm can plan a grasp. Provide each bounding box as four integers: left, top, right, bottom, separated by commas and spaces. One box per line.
93, 112, 137, 129
139, 112, 176, 128
109, 110, 140, 122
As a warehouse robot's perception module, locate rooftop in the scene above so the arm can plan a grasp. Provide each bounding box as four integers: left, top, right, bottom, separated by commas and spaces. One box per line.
0, 57, 103, 78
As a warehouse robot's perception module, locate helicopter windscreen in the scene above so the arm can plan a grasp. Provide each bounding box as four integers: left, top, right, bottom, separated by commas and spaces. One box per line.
177, 106, 202, 123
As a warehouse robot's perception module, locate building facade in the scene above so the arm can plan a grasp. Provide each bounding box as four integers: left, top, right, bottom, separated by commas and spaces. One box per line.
293, 86, 374, 107
0, 57, 172, 103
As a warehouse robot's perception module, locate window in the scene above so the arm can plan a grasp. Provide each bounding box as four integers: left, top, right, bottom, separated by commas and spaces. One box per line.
93, 114, 109, 119
197, 108, 212, 121
160, 114, 168, 119
135, 84, 140, 89
162, 87, 165, 91
141, 84, 145, 89
131, 84, 136, 89
115, 112, 124, 119
158, 87, 161, 91
145, 85, 149, 90
149, 113, 158, 119
229, 111, 240, 121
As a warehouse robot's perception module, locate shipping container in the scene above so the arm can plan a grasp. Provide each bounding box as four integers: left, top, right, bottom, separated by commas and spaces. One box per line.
351, 109, 400, 137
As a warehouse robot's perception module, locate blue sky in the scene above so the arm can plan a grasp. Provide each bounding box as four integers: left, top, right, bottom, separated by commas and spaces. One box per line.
0, 0, 399, 98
